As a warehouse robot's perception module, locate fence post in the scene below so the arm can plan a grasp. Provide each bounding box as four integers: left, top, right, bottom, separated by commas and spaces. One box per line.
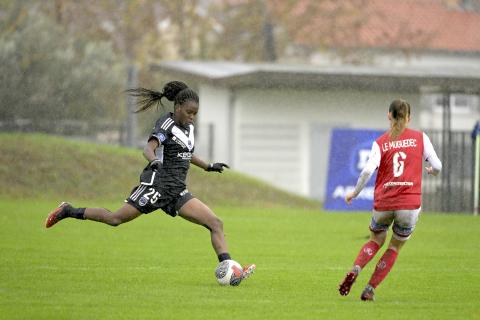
473, 121, 480, 216
441, 92, 452, 212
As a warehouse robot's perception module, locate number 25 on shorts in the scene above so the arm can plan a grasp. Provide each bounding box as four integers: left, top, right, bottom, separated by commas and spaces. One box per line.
143, 187, 161, 204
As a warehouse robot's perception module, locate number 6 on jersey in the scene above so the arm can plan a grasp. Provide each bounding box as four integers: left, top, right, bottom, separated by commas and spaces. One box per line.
393, 151, 406, 177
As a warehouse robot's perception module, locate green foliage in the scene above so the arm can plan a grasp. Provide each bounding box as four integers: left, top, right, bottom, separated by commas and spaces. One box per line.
207, 0, 269, 61
1, 200, 479, 319
0, 9, 125, 132
0, 133, 319, 208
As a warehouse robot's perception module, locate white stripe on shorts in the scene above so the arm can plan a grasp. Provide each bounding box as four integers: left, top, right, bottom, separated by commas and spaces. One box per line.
131, 185, 146, 201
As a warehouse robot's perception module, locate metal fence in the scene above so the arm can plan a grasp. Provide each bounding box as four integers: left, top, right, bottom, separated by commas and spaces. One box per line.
422, 129, 474, 213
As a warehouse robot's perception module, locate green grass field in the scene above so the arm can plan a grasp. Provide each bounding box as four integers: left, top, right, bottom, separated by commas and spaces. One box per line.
1, 199, 479, 320
1, 134, 479, 319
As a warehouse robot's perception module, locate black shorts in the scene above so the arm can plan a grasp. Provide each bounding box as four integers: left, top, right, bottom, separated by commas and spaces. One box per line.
125, 170, 194, 217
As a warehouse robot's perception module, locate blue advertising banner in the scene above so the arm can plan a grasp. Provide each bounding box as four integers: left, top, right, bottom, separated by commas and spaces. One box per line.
324, 128, 383, 211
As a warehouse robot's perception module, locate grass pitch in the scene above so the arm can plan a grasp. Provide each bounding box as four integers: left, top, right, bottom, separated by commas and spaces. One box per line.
1, 200, 479, 319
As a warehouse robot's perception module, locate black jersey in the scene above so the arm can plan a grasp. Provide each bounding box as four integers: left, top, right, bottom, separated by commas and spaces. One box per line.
148, 112, 195, 189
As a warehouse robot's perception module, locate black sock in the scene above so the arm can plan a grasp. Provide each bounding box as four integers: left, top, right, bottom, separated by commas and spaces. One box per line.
66, 207, 86, 220
218, 253, 231, 262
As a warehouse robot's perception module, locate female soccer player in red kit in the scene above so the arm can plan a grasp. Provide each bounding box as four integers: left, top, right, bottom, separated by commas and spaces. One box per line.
339, 99, 442, 301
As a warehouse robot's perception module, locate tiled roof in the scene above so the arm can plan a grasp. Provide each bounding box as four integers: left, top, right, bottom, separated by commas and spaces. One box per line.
289, 0, 480, 52
361, 0, 480, 51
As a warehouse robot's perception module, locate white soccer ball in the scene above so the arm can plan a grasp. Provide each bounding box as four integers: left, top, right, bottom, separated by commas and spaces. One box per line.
215, 259, 243, 286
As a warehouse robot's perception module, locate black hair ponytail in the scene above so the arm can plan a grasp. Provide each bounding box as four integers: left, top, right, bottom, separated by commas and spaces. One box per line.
126, 81, 189, 113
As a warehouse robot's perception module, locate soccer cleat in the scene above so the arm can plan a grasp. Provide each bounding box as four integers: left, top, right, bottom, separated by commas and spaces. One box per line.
45, 202, 72, 228
241, 264, 256, 280
360, 285, 375, 301
339, 271, 358, 296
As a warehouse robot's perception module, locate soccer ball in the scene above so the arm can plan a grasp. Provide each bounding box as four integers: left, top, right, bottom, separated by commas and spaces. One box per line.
215, 259, 243, 286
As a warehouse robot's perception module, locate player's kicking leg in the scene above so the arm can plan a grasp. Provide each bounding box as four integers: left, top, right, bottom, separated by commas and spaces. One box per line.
339, 233, 385, 296
45, 202, 83, 228
46, 202, 142, 228
339, 266, 360, 296
179, 198, 256, 283
358, 209, 417, 301
340, 212, 391, 296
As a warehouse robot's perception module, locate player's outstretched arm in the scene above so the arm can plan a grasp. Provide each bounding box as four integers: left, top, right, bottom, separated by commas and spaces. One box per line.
345, 141, 379, 204
423, 133, 442, 176
206, 163, 230, 173
345, 169, 374, 204
191, 155, 229, 173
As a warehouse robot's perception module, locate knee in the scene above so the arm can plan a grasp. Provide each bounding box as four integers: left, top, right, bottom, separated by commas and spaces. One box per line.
371, 231, 387, 247
389, 237, 406, 252
209, 216, 223, 232
99, 209, 124, 226
107, 216, 124, 227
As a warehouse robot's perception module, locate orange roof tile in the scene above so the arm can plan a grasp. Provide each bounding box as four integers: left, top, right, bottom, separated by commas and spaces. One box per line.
361, 0, 480, 51
284, 0, 480, 52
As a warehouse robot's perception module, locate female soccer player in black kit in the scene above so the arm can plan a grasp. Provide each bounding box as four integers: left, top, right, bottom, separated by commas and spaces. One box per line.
45, 81, 255, 282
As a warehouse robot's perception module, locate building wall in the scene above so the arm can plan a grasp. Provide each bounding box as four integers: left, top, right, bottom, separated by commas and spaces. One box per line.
197, 84, 421, 199
234, 89, 420, 198
196, 85, 232, 162
419, 93, 480, 131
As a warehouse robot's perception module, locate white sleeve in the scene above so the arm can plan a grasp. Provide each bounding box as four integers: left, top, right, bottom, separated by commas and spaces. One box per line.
352, 141, 380, 197
423, 132, 442, 173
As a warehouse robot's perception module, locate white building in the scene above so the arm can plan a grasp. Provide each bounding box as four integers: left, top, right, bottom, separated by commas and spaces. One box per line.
152, 60, 480, 201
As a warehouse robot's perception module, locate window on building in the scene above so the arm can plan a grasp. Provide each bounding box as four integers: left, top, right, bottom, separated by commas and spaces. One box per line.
431, 94, 479, 114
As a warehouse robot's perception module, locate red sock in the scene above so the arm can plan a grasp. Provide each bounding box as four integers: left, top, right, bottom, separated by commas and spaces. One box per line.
368, 248, 398, 288
354, 240, 380, 269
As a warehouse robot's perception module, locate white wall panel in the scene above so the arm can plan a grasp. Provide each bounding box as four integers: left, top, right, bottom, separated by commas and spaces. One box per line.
195, 84, 459, 199
232, 88, 420, 197
195, 85, 231, 163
